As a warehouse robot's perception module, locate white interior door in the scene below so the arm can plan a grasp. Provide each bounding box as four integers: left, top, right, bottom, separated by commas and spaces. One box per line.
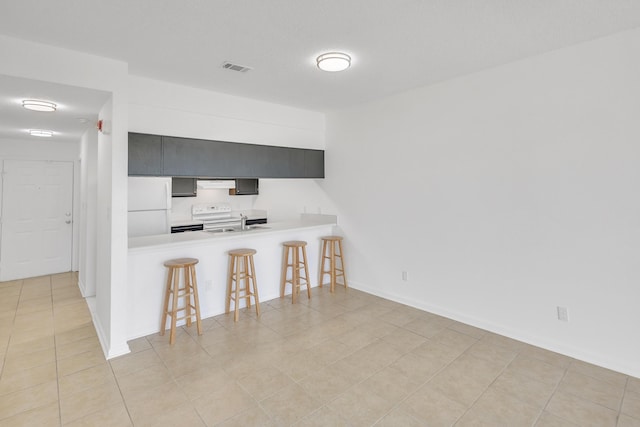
1, 160, 74, 281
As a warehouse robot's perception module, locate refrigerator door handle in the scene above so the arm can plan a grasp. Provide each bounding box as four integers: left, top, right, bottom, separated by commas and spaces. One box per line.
165, 181, 172, 209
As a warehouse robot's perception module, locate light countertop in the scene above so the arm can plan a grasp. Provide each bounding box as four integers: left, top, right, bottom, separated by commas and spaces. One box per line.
130, 215, 337, 251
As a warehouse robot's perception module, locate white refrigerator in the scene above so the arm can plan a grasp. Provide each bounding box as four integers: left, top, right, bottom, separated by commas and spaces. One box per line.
127, 177, 172, 237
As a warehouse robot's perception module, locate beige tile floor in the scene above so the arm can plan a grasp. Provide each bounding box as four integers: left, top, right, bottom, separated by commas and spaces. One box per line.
1, 273, 639, 426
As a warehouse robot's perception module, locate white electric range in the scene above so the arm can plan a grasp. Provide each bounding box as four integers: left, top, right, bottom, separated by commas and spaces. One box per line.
190, 203, 267, 232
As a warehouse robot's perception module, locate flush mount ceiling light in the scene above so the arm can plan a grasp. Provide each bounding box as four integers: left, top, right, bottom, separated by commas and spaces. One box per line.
28, 129, 53, 137
22, 99, 57, 112
316, 52, 351, 72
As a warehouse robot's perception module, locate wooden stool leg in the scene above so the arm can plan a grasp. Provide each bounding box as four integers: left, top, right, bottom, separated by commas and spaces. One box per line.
280, 246, 288, 298
183, 267, 192, 328
169, 270, 180, 345
329, 241, 336, 292
302, 245, 311, 299
234, 256, 241, 322
160, 267, 174, 336
249, 254, 260, 316
337, 239, 348, 288
242, 255, 251, 309
318, 239, 327, 288
189, 265, 203, 336
225, 256, 234, 314
292, 248, 300, 304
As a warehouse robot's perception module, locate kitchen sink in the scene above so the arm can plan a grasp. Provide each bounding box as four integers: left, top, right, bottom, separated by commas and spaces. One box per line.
244, 225, 270, 230
206, 227, 237, 233
206, 225, 270, 233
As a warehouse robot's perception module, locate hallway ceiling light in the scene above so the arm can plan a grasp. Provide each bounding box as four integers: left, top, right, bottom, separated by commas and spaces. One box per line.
28, 129, 53, 137
316, 52, 351, 72
22, 99, 57, 112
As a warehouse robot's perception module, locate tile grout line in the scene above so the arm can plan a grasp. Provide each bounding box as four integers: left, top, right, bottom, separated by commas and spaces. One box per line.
0, 280, 22, 423
536, 364, 573, 423
50, 275, 64, 427
108, 354, 136, 426
554, 360, 628, 422
0, 280, 22, 383
532, 362, 570, 426
616, 376, 629, 425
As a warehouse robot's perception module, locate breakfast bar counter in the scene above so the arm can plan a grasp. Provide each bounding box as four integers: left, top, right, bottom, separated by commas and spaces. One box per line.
127, 215, 337, 340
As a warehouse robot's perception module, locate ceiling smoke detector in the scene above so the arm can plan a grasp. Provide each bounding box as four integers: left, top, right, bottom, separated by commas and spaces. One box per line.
222, 62, 252, 73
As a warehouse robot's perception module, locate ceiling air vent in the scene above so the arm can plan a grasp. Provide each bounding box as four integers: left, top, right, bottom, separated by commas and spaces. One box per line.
222, 62, 252, 73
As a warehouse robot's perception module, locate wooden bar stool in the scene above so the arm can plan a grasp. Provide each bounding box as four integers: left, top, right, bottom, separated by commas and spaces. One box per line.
160, 258, 202, 345
319, 236, 348, 292
226, 248, 261, 322
280, 240, 311, 303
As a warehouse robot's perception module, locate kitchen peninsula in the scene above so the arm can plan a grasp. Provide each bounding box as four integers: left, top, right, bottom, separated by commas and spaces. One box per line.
127, 215, 337, 340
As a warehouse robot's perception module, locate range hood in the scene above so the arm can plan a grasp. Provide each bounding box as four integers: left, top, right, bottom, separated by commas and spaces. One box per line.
196, 179, 236, 189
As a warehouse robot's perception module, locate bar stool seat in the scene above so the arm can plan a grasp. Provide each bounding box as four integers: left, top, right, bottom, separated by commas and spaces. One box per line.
160, 257, 202, 345
226, 248, 261, 322
280, 240, 311, 303
319, 236, 348, 292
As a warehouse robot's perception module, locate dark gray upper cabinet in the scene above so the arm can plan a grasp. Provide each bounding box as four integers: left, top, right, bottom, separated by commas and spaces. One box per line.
128, 133, 163, 176
128, 133, 325, 178
252, 145, 290, 178
289, 148, 306, 178
162, 137, 241, 177
304, 149, 325, 178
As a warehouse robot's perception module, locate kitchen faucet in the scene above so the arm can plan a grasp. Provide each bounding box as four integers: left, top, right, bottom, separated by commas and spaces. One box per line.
240, 214, 248, 230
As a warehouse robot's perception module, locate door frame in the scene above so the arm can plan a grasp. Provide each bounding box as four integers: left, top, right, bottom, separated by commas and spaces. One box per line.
0, 157, 81, 277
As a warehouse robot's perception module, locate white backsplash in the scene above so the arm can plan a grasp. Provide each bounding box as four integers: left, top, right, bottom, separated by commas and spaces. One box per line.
170, 188, 255, 221
171, 179, 336, 224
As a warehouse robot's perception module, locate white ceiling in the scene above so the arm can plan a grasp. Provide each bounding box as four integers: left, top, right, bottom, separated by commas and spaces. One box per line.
0, 75, 110, 143
1, 0, 640, 141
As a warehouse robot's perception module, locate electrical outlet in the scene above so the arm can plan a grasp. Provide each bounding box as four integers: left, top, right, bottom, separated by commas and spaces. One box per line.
557, 306, 569, 322
402, 271, 408, 281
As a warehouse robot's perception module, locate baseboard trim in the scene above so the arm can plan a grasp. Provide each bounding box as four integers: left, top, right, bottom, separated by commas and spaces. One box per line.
85, 296, 131, 360
78, 278, 87, 298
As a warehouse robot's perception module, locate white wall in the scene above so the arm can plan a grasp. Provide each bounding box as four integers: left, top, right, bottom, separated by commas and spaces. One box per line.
171, 189, 253, 221
128, 75, 324, 149
254, 179, 336, 223
0, 35, 130, 358
170, 180, 335, 224
325, 29, 640, 377
79, 129, 98, 297
0, 137, 81, 271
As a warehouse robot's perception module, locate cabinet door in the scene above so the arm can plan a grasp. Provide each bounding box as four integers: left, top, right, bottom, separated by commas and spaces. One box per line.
304, 149, 325, 178
128, 133, 163, 176
288, 148, 306, 178
162, 137, 240, 178
235, 143, 258, 178
252, 145, 291, 178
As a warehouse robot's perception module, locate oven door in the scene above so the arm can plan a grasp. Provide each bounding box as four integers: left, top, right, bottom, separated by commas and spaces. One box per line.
170, 223, 204, 233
